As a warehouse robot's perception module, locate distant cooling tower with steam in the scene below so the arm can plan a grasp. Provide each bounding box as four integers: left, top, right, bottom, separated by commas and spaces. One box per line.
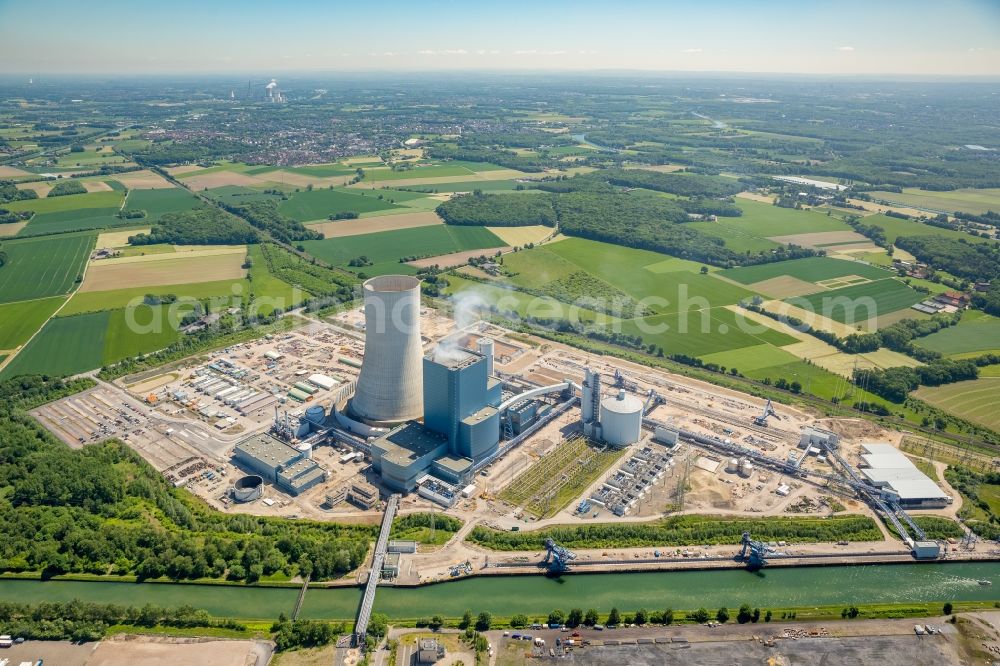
349, 275, 424, 424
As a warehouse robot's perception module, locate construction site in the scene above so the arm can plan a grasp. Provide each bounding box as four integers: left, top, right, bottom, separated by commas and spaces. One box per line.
30, 275, 984, 592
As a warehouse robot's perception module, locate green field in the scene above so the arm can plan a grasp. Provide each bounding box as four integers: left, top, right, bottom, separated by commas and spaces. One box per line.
722, 256, 890, 286
861, 214, 988, 244
18, 207, 124, 236
277, 188, 403, 222
0, 233, 94, 304
0, 311, 109, 379
3, 190, 124, 215
699, 343, 800, 373
917, 312, 1000, 356
914, 378, 1000, 432
442, 274, 610, 324
713, 200, 851, 237
787, 278, 924, 324
284, 164, 357, 177
544, 238, 755, 313
685, 219, 782, 252
871, 187, 1000, 216
0, 296, 65, 350
302, 225, 505, 275
616, 307, 798, 357
55, 150, 128, 167
203, 186, 284, 205
102, 305, 182, 363
124, 187, 202, 221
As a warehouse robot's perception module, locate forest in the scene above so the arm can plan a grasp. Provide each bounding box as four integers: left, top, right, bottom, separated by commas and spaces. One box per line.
0, 375, 376, 583
854, 357, 981, 403
894, 235, 1000, 282
128, 207, 259, 246
217, 199, 323, 244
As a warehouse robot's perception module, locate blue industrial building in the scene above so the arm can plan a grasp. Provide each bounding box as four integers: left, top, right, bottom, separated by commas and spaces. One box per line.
370, 346, 501, 492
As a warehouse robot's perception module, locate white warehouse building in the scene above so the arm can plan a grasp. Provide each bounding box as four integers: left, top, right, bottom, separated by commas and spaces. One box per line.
858, 443, 952, 509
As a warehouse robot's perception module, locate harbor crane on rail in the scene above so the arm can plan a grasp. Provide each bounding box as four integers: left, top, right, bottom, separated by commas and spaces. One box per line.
753, 399, 779, 427
543, 538, 577, 573
738, 532, 773, 570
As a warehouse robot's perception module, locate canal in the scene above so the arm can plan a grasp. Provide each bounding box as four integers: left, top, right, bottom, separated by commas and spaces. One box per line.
2, 563, 998, 621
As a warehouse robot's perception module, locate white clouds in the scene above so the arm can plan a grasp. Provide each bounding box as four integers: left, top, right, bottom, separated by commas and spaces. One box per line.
837, 46, 855, 52
513, 49, 565, 56
513, 49, 537, 55
416, 48, 471, 56
681, 48, 703, 54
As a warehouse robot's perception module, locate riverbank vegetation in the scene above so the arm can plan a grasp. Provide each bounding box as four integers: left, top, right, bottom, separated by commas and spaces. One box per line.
391, 513, 463, 546
467, 515, 882, 551
0, 375, 376, 583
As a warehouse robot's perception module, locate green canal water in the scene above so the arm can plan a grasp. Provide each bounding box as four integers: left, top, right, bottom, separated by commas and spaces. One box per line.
2, 563, 999, 621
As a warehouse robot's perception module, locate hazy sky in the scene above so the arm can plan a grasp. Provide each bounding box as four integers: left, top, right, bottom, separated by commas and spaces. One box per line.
1, 0, 998, 76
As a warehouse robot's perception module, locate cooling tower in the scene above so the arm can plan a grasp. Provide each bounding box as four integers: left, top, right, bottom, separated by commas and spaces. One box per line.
348, 275, 424, 424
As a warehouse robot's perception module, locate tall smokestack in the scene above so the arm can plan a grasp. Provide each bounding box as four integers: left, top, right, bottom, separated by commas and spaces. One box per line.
477, 338, 495, 376
348, 275, 424, 424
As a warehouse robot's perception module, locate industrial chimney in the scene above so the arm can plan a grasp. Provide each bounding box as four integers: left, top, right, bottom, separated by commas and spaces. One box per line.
348, 275, 424, 424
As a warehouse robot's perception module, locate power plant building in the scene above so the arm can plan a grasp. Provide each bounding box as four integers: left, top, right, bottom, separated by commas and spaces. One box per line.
349, 276, 425, 425
857, 443, 952, 509
370, 346, 501, 492
232, 433, 327, 496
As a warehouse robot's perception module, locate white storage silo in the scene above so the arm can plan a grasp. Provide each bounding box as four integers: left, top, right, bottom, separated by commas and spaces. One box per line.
599, 389, 643, 447
477, 338, 495, 376
726, 458, 739, 473
348, 275, 424, 424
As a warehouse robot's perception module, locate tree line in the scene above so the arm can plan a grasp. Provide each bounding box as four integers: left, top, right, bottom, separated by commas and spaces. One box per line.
467, 514, 882, 551
129, 207, 259, 245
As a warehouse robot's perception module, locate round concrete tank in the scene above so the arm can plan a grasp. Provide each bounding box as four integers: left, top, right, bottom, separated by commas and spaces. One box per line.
739, 460, 753, 478
726, 458, 739, 473
305, 404, 326, 426
349, 275, 424, 424
599, 389, 643, 447
297, 441, 313, 459
232, 475, 264, 502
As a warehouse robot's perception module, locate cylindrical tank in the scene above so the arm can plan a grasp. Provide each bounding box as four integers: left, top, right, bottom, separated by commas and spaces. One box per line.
349, 275, 424, 424
739, 460, 753, 478
726, 458, 739, 473
477, 338, 495, 376
305, 404, 326, 425
599, 389, 643, 447
232, 475, 264, 502
297, 441, 313, 459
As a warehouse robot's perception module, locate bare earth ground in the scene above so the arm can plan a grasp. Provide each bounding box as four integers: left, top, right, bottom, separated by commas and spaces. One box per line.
89, 636, 272, 666
113, 169, 175, 189
307, 211, 443, 238
762, 299, 866, 335
847, 197, 934, 219
259, 170, 351, 188
622, 163, 686, 172
407, 246, 513, 269
768, 230, 871, 248
179, 170, 268, 190
736, 191, 777, 204
0, 220, 28, 236
0, 165, 32, 177
164, 164, 204, 176
746, 275, 821, 298
83, 180, 114, 193
15, 180, 53, 196
486, 224, 555, 246
80, 251, 246, 292
96, 228, 151, 247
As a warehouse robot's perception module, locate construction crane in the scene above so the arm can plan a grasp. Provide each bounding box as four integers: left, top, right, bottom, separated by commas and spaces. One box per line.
738, 532, 772, 570
612, 369, 637, 392
753, 399, 778, 427
543, 538, 577, 573
643, 389, 665, 415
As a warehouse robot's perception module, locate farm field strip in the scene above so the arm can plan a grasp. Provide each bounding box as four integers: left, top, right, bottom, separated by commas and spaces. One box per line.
306, 211, 443, 238
0, 233, 95, 303
0, 296, 67, 350
79, 252, 247, 292
914, 378, 1000, 432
